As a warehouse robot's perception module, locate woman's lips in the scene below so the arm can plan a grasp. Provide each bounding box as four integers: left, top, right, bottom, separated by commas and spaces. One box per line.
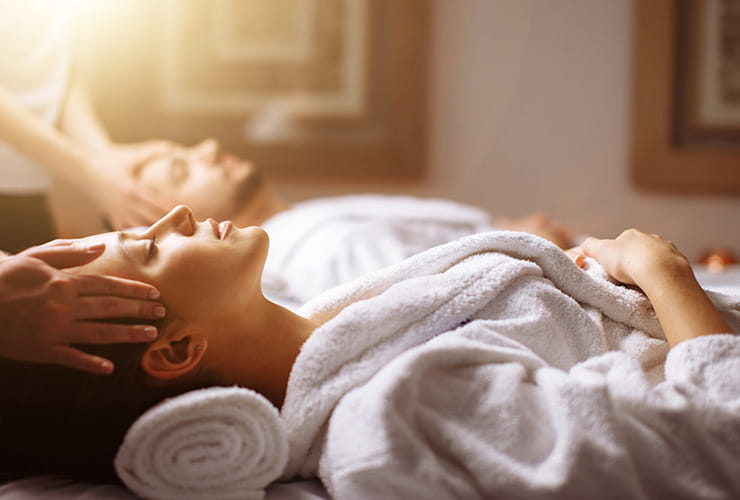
206, 218, 233, 239
207, 218, 220, 238
219, 221, 233, 239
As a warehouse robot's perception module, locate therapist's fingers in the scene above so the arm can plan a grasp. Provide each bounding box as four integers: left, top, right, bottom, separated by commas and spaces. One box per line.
579, 237, 613, 264
564, 247, 586, 268
108, 206, 159, 230
108, 191, 181, 229
27, 238, 77, 248
113, 144, 177, 226
48, 344, 116, 375
107, 183, 173, 230
63, 322, 158, 345
20, 242, 106, 269
130, 139, 174, 155
123, 140, 175, 167
133, 187, 173, 218
107, 212, 137, 231
72, 295, 167, 321
73, 273, 161, 300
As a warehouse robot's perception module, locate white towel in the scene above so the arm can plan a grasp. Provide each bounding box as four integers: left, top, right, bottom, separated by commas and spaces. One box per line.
262, 194, 493, 306
115, 387, 288, 500
283, 231, 667, 477
281, 231, 740, 498
300, 230, 662, 331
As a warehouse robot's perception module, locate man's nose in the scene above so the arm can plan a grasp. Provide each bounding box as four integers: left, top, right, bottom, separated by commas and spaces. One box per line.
191, 138, 219, 162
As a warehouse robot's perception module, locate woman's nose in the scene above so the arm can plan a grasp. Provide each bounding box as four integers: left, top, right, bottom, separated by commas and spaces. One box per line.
147, 205, 195, 237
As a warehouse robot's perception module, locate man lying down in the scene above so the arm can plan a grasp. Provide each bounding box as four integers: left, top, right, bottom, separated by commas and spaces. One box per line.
122, 139, 575, 306
1, 205, 739, 499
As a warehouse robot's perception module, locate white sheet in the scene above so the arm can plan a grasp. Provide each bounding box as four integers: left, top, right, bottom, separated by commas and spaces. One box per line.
262, 194, 493, 308
695, 264, 740, 293
1, 262, 737, 500
0, 477, 329, 500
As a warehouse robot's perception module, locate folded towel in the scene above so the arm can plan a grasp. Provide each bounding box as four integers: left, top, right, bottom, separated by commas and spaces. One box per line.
115, 387, 287, 500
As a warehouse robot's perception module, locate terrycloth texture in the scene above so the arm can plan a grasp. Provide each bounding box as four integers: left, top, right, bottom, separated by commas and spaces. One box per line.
281, 231, 740, 499
261, 194, 493, 307
115, 387, 287, 500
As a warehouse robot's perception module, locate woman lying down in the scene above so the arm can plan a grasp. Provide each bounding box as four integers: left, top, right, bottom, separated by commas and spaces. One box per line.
1, 205, 739, 499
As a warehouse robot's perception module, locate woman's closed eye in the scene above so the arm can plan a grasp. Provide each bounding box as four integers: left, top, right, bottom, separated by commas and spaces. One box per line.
127, 237, 157, 263
118, 232, 158, 263
169, 157, 189, 185
146, 237, 158, 261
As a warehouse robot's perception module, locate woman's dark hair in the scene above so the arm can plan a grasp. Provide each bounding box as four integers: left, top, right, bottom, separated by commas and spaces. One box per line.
0, 323, 216, 483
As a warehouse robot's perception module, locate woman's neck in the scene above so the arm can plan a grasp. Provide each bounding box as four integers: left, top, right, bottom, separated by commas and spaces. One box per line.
210, 296, 316, 407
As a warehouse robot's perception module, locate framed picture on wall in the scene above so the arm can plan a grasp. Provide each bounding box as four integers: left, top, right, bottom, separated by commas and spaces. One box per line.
75, 0, 428, 180
631, 0, 740, 194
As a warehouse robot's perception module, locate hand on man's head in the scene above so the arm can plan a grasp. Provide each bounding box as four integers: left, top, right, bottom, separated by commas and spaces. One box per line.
85, 140, 178, 230
0, 241, 166, 374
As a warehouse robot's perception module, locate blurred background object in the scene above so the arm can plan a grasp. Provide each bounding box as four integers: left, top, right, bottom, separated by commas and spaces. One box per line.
49, 0, 739, 260
632, 0, 740, 193
70, 0, 427, 178
698, 247, 738, 273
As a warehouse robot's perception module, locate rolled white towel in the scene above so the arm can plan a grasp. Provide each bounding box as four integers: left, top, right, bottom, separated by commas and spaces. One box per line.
115, 387, 288, 500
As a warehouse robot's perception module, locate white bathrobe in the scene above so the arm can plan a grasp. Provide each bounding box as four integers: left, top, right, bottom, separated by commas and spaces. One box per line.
280, 231, 740, 500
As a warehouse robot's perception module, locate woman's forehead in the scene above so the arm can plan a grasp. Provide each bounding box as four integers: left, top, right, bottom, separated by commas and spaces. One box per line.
79, 230, 119, 248
70, 231, 141, 277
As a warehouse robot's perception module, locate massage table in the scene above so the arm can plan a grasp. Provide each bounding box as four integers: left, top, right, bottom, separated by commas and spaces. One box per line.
1, 263, 738, 500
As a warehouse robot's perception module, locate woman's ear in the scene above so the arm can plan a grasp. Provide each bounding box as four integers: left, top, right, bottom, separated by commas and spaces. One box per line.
141, 334, 208, 380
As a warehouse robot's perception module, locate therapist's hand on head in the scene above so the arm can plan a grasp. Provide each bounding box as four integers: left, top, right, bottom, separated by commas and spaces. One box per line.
86, 140, 177, 230
0, 241, 166, 375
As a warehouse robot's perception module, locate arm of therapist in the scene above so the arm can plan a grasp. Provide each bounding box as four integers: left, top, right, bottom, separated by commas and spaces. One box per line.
0, 82, 173, 229
0, 241, 165, 375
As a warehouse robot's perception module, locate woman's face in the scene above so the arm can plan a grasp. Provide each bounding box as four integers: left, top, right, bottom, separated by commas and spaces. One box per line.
71, 205, 269, 320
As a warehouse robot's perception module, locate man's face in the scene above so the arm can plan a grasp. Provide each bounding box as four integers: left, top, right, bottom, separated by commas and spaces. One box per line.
136, 139, 262, 221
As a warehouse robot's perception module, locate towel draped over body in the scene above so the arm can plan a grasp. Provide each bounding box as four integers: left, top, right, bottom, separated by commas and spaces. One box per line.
281, 231, 740, 499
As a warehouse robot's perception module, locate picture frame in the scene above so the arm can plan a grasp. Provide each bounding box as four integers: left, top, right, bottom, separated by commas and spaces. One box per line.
78, 0, 428, 180
631, 0, 740, 194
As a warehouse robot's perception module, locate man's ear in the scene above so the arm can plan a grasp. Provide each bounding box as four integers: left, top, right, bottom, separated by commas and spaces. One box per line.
141, 334, 208, 380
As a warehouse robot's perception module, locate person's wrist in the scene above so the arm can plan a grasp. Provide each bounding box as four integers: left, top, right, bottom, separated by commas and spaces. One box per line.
632, 250, 692, 294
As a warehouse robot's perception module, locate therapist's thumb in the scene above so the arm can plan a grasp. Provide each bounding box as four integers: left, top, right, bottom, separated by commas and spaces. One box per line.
127, 141, 173, 166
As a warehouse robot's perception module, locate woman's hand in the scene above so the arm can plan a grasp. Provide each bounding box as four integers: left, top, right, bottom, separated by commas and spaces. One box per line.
570, 229, 731, 347
85, 140, 176, 230
576, 229, 691, 288
0, 241, 166, 374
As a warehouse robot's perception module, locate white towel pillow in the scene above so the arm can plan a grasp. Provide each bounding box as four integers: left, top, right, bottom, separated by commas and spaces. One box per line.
115, 386, 287, 500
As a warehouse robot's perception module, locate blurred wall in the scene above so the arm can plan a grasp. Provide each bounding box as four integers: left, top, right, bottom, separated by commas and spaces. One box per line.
273, 0, 740, 259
